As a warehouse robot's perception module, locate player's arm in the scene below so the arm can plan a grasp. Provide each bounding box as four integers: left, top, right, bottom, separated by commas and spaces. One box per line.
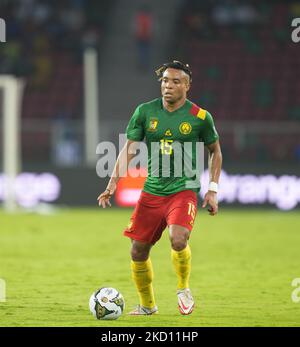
202, 140, 222, 216
97, 140, 139, 208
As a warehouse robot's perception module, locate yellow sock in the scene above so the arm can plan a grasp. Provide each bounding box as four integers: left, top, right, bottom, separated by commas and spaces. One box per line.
131, 258, 156, 309
171, 244, 191, 290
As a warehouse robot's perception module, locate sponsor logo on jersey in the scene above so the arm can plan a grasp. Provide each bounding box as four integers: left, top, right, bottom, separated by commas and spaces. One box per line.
148, 118, 159, 131
164, 129, 172, 136
179, 122, 192, 135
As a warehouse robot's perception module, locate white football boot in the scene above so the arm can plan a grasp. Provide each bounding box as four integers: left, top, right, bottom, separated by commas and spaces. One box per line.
177, 288, 195, 315
128, 305, 158, 315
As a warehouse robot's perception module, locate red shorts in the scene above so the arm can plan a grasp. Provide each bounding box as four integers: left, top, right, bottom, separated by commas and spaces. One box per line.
123, 190, 198, 245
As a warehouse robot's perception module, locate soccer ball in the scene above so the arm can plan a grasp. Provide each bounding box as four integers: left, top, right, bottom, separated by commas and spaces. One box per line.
89, 287, 125, 320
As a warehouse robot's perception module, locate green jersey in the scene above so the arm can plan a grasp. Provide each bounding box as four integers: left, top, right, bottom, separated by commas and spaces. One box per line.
126, 98, 219, 196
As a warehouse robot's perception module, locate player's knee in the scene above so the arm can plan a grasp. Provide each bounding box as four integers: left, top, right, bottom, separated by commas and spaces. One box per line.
130, 243, 150, 261
169, 226, 190, 251
170, 237, 187, 251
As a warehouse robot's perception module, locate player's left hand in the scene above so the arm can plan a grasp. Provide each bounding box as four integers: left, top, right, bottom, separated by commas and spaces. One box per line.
202, 191, 218, 216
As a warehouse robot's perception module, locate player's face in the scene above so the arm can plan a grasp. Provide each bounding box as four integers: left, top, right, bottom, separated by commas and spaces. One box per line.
161, 68, 190, 104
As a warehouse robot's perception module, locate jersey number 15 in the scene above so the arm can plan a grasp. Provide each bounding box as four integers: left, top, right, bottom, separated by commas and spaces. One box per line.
160, 139, 173, 155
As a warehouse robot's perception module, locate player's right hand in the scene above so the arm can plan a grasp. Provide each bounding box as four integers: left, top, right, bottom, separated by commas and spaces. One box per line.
97, 186, 115, 208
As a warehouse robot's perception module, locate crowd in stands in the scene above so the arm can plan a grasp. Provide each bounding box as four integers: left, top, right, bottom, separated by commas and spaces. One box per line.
0, 0, 298, 164
0, 0, 114, 163
176, 0, 300, 162
0, 0, 108, 87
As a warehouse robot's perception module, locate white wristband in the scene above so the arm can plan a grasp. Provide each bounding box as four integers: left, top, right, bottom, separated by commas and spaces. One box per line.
209, 182, 218, 193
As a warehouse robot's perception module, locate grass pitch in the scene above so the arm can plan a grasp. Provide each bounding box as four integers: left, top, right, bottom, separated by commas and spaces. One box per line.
0, 208, 300, 327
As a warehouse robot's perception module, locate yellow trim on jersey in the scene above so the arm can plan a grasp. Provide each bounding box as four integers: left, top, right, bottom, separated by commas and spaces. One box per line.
197, 108, 207, 120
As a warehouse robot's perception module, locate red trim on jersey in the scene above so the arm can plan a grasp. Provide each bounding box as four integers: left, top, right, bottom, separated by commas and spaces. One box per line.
190, 103, 200, 116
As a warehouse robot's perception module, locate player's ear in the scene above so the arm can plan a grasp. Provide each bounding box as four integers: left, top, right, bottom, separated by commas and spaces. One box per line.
185, 78, 191, 92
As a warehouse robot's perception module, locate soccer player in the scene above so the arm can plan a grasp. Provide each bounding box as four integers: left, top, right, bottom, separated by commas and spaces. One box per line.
97, 60, 222, 315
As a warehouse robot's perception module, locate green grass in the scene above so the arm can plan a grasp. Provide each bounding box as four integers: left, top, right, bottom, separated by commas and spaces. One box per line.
0, 208, 300, 327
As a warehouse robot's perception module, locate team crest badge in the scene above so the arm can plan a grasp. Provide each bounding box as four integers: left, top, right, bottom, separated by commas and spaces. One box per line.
179, 122, 192, 135
148, 118, 158, 131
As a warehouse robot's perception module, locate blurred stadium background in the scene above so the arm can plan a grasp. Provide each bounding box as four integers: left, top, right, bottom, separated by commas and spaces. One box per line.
0, 0, 300, 327
0, 0, 299, 210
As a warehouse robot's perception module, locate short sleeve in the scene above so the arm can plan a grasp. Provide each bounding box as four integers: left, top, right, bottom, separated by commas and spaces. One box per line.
201, 111, 219, 145
126, 105, 145, 141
